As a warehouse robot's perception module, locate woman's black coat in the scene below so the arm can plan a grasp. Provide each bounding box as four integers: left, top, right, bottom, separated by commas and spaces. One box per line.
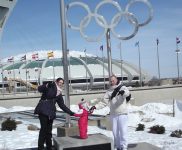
37, 82, 74, 119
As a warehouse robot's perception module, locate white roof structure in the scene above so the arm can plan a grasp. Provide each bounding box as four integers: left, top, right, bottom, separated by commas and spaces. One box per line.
0, 50, 151, 89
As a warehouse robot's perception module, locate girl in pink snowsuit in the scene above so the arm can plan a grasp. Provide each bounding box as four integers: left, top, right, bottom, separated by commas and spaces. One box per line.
74, 99, 92, 139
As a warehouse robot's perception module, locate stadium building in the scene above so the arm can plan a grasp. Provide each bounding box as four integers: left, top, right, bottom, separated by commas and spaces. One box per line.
0, 50, 151, 91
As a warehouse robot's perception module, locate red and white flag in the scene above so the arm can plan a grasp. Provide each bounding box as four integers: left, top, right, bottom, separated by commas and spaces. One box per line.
32, 53, 39, 60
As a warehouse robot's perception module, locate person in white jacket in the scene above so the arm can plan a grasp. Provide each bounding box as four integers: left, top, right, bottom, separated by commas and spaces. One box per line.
90, 75, 131, 150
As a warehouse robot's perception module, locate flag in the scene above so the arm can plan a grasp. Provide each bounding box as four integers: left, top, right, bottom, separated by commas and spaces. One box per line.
7, 57, 14, 62
47, 51, 54, 59
32, 53, 39, 60
156, 38, 159, 45
176, 37, 180, 44
21, 55, 26, 61
84, 49, 86, 52
100, 45, 103, 51
135, 41, 139, 47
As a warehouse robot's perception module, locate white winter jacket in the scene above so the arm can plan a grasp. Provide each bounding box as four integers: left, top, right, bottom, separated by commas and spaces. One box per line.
95, 82, 130, 115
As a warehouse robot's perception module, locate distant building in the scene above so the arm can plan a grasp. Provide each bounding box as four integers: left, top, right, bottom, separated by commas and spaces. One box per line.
0, 50, 151, 90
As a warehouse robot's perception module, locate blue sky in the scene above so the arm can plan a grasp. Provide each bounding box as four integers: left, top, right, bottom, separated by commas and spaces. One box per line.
0, 0, 182, 78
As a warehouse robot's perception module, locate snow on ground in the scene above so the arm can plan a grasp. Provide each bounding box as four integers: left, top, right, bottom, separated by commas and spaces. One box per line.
0, 103, 182, 150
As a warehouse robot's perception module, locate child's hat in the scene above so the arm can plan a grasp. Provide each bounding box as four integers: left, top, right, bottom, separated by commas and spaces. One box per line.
79, 98, 89, 111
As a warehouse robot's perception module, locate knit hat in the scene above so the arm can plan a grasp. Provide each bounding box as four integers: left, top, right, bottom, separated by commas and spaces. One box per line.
78, 98, 89, 111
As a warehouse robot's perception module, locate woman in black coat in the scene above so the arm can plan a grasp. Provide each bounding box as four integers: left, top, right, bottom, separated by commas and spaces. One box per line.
36, 78, 74, 150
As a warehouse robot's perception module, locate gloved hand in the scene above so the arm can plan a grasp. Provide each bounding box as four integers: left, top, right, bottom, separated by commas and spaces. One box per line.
74, 113, 80, 117
69, 111, 75, 116
89, 106, 96, 113
118, 90, 125, 96
126, 94, 131, 103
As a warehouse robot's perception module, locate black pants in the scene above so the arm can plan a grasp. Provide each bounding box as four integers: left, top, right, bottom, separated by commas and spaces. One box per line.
38, 114, 53, 150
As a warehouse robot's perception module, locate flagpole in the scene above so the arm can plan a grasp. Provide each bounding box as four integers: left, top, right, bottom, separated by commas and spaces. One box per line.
156, 39, 161, 80
37, 54, 41, 85
119, 41, 123, 84
101, 46, 105, 90
53, 59, 55, 82
19, 69, 21, 93
67, 50, 72, 90
176, 40, 180, 84
84, 49, 88, 91
13, 60, 16, 95
137, 42, 142, 87
106, 29, 112, 85
26, 60, 28, 95
1, 67, 4, 97
37, 56, 40, 85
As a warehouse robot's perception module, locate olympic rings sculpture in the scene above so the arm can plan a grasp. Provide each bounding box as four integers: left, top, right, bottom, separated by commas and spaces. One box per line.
66, 0, 153, 42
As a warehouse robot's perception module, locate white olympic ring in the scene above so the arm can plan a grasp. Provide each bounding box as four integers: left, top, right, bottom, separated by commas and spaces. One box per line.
94, 0, 123, 29
111, 11, 139, 40
66, 2, 91, 31
66, 0, 153, 41
80, 13, 107, 42
125, 0, 153, 27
